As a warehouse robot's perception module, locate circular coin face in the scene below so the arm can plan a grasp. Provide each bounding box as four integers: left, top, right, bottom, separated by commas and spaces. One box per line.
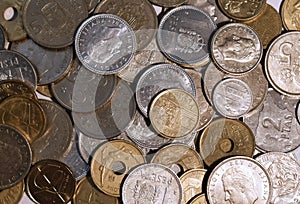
281, 0, 300, 31
75, 14, 136, 75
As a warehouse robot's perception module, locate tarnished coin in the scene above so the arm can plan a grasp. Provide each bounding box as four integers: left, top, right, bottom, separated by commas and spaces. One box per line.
0, 95, 46, 143
0, 180, 24, 204
281, 0, 300, 31
0, 125, 31, 190
94, 0, 158, 50
0, 25, 8, 49
122, 163, 183, 204
85, 0, 101, 13
244, 88, 300, 153
207, 156, 272, 204
157, 5, 216, 66
211, 23, 262, 75
190, 194, 207, 204
73, 177, 119, 204
36, 84, 53, 98
265, 31, 300, 98
149, 89, 199, 139
75, 14, 136, 75
199, 118, 255, 166
149, 0, 187, 7
26, 159, 76, 204
11, 38, 73, 85
22, 0, 88, 48
0, 50, 37, 88
151, 143, 204, 176
217, 0, 267, 21
256, 152, 300, 203
135, 63, 196, 117
91, 140, 146, 197
180, 169, 207, 203
212, 78, 253, 118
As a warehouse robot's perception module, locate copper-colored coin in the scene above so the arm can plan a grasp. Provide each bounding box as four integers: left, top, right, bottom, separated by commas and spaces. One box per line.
73, 177, 119, 204
36, 84, 53, 98
26, 159, 76, 204
0, 95, 46, 143
90, 140, 146, 197
189, 194, 208, 204
281, 0, 300, 31
149, 88, 199, 139
199, 118, 255, 166
149, 0, 187, 7
0, 181, 24, 204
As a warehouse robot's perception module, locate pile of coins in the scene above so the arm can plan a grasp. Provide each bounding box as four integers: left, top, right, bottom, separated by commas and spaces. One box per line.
0, 0, 300, 203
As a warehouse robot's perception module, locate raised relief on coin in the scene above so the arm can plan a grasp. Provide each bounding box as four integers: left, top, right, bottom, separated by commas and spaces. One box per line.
0, 181, 24, 204
282, 0, 300, 31
189, 194, 208, 204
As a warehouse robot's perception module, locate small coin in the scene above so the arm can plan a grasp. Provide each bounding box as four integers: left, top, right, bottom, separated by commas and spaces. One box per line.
149, 0, 187, 7
189, 194, 208, 204
199, 118, 255, 166
211, 23, 262, 75
75, 14, 136, 75
26, 159, 76, 204
0, 125, 31, 190
149, 88, 199, 139
157, 5, 216, 66
22, 0, 88, 48
0, 180, 24, 204
281, 0, 300, 31
91, 139, 146, 197
122, 163, 183, 204
0, 25, 8, 49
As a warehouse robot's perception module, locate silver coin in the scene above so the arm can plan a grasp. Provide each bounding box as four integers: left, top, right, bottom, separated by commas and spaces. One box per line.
207, 156, 272, 204
291, 146, 300, 163
135, 63, 196, 117
122, 163, 183, 204
212, 78, 253, 118
157, 5, 216, 66
244, 88, 300, 153
211, 22, 262, 74
75, 14, 136, 75
256, 152, 300, 204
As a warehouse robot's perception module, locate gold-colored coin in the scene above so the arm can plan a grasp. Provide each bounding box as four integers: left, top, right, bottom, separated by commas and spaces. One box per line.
189, 194, 207, 204
90, 140, 146, 197
148, 0, 187, 8
73, 177, 119, 204
199, 118, 255, 166
281, 0, 300, 31
36, 84, 53, 98
0, 181, 24, 204
0, 95, 46, 143
149, 88, 199, 139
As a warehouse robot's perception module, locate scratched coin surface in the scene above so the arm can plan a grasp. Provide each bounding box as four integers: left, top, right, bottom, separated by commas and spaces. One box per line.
122, 163, 183, 204
256, 152, 300, 204
211, 23, 262, 75
91, 140, 146, 197
0, 180, 24, 204
22, 0, 88, 48
157, 5, 216, 66
26, 159, 76, 204
75, 14, 136, 75
281, 0, 300, 31
0, 125, 31, 190
207, 156, 272, 204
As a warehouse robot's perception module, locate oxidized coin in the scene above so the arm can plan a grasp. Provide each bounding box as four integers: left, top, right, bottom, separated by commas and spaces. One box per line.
189, 194, 207, 204
207, 156, 272, 204
0, 95, 46, 143
75, 14, 136, 75
0, 180, 24, 204
135, 63, 196, 117
94, 0, 158, 50
11, 38, 73, 85
149, 0, 187, 7
26, 159, 76, 204
0, 50, 37, 88
256, 152, 300, 203
150, 143, 204, 176
0, 125, 31, 190
22, 0, 88, 48
157, 5, 216, 66
149, 89, 199, 139
211, 23, 262, 75
217, 0, 267, 21
281, 0, 300, 31
91, 140, 146, 197
212, 78, 253, 118
73, 177, 119, 204
199, 118, 255, 166
0, 25, 7, 49
122, 163, 183, 204
244, 88, 300, 153
265, 31, 300, 98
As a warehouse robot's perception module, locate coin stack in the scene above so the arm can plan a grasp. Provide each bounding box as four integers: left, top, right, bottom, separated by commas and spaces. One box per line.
0, 0, 300, 204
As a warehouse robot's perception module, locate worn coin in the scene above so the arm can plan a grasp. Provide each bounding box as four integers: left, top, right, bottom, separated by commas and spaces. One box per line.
149, 0, 187, 7
0, 25, 7, 49
211, 23, 262, 75
281, 0, 300, 31
122, 163, 183, 204
85, 0, 101, 13
199, 118, 255, 166
189, 194, 207, 204
36, 84, 53, 98
26, 159, 76, 204
0, 180, 24, 204
91, 139, 146, 197
22, 0, 88, 48
157, 5, 216, 66
0, 125, 31, 190
75, 14, 136, 75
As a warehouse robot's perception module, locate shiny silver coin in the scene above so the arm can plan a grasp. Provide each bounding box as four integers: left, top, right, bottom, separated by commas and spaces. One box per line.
75, 14, 136, 75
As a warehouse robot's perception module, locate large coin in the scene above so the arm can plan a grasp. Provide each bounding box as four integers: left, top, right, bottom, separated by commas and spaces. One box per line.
0, 180, 24, 204
189, 194, 207, 204
0, 25, 8, 49
281, 0, 300, 31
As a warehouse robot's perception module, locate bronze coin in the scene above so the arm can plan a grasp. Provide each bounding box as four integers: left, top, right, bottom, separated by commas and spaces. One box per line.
0, 181, 24, 204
